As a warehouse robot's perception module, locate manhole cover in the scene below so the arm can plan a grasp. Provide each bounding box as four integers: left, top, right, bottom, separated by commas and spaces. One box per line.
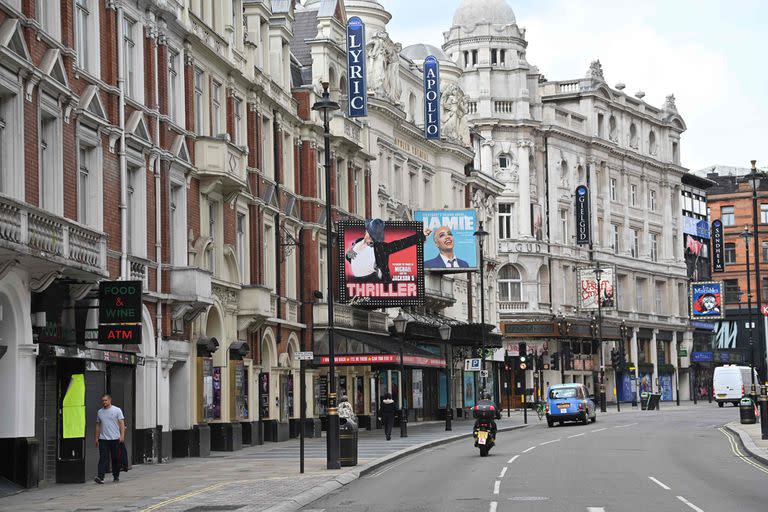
184, 506, 246, 511
509, 496, 550, 501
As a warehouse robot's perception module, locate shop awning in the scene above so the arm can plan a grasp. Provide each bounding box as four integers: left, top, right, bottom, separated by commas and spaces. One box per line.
313, 329, 445, 368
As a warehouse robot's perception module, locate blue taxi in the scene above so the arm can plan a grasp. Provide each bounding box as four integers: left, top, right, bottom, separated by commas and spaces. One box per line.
545, 383, 596, 427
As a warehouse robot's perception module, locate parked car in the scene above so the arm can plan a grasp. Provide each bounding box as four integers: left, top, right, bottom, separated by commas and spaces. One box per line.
713, 365, 760, 407
545, 383, 596, 427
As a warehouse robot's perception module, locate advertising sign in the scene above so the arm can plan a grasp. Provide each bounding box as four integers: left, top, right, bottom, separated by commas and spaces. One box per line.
346, 16, 367, 117
423, 55, 440, 140
690, 281, 724, 320
575, 185, 591, 245
98, 280, 142, 345
711, 219, 724, 272
414, 209, 477, 271
683, 216, 710, 239
412, 369, 423, 409
339, 219, 425, 307
691, 351, 714, 362
577, 266, 616, 311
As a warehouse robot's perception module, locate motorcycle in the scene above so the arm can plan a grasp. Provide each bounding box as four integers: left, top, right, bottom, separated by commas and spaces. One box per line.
474, 420, 495, 457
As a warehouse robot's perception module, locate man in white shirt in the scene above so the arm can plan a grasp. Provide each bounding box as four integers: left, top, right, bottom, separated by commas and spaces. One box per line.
94, 394, 125, 484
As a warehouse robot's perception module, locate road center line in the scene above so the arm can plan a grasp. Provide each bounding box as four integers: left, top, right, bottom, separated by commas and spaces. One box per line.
508, 455, 519, 463
522, 446, 536, 453
493, 480, 501, 495
540, 439, 561, 445
489, 501, 498, 512
591, 428, 607, 433
677, 496, 705, 512
648, 476, 671, 490
568, 432, 585, 438
615, 423, 638, 429
499, 467, 507, 478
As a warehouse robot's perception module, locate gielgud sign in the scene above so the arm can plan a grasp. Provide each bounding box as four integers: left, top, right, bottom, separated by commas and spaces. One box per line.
338, 219, 427, 307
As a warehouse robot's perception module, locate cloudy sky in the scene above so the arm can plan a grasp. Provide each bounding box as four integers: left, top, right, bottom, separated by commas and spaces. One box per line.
380, 0, 766, 172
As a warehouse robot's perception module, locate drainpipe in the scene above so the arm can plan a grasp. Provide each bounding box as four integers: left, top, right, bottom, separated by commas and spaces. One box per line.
117, 5, 128, 279
151, 12, 163, 462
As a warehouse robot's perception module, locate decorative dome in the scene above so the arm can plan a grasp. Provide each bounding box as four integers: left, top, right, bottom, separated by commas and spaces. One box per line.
451, 0, 516, 27
401, 44, 450, 63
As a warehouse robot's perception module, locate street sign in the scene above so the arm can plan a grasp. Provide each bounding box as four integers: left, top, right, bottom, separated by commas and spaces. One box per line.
480, 370, 489, 378
678, 350, 688, 358
464, 358, 482, 371
762, 305, 768, 317
294, 351, 314, 361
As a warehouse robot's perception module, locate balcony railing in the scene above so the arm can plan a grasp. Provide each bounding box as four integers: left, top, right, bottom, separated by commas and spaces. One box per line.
313, 303, 388, 333
0, 194, 106, 274
330, 115, 364, 148
499, 301, 528, 311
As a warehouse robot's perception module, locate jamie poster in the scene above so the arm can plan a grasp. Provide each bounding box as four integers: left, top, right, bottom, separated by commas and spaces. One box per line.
414, 210, 478, 271
690, 281, 724, 320
338, 219, 426, 307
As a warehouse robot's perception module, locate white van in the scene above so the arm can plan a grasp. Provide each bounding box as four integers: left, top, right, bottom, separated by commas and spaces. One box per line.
713, 365, 760, 407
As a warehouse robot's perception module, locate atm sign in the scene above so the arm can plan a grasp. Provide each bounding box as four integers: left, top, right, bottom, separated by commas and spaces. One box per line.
99, 324, 141, 344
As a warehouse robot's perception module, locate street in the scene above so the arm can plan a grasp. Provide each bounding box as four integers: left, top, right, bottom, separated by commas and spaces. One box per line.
301, 408, 768, 512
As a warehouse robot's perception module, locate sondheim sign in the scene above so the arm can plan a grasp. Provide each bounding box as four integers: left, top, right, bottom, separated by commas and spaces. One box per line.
346, 17, 367, 117
575, 185, 591, 245
711, 219, 724, 272
423, 56, 440, 140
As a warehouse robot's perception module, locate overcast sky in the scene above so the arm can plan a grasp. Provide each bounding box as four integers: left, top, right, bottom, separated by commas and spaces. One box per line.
380, 0, 766, 172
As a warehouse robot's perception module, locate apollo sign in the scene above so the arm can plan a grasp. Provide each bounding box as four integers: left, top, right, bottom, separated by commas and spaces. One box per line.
346, 17, 367, 118
575, 185, 591, 245
423, 56, 440, 140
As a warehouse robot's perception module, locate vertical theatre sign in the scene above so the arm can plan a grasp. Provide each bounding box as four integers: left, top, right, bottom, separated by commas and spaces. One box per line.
711, 219, 724, 272
346, 16, 367, 117
423, 55, 440, 140
98, 280, 142, 344
575, 185, 591, 245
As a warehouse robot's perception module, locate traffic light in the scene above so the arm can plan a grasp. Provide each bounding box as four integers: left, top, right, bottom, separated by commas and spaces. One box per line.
518, 342, 527, 356
562, 345, 573, 370
519, 352, 527, 370
617, 343, 627, 369
611, 349, 620, 368
550, 352, 559, 370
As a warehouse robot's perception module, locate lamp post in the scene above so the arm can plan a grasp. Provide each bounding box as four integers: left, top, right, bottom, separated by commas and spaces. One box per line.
618, 320, 630, 413
312, 82, 340, 470
439, 323, 453, 431
393, 311, 409, 438
473, 221, 489, 396
593, 265, 607, 413
746, 161, 766, 380
740, 227, 757, 400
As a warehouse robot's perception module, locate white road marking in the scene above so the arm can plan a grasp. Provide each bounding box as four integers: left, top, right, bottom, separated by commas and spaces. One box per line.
508, 455, 519, 463
499, 467, 507, 478
568, 432, 585, 438
540, 439, 561, 445
614, 422, 638, 428
591, 428, 607, 433
494, 480, 501, 494
677, 496, 705, 512
489, 501, 498, 512
586, 508, 606, 512
522, 446, 536, 453
648, 476, 671, 490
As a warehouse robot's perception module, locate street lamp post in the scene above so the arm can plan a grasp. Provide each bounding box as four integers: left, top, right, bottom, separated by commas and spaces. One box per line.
393, 312, 409, 438
740, 227, 757, 400
746, 161, 766, 381
311, 82, 341, 470
474, 222, 489, 396
593, 265, 607, 413
439, 324, 453, 431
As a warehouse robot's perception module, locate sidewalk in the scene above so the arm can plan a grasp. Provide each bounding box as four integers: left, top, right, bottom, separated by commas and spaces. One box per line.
725, 420, 768, 467
0, 416, 525, 512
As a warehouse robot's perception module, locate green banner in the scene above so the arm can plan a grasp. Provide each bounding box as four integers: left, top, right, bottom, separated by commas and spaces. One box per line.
62, 374, 86, 439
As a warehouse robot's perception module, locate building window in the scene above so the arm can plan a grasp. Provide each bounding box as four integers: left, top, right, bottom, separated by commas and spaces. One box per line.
761, 204, 768, 224
649, 189, 657, 211
763, 278, 768, 300
126, 165, 146, 257
597, 113, 604, 138
650, 233, 658, 262
636, 278, 646, 312
168, 49, 180, 123
77, 147, 89, 223
317, 161, 325, 201
630, 184, 637, 206
75, 0, 89, 69
611, 224, 619, 254
169, 182, 187, 266
763, 242, 768, 262
655, 282, 664, 312
498, 265, 522, 302
237, 213, 246, 283
721, 206, 735, 226
724, 279, 740, 303
724, 242, 736, 264
211, 80, 222, 136
631, 229, 639, 258
233, 96, 243, 145
194, 68, 205, 134
560, 208, 568, 243
498, 203, 513, 239
37, 0, 61, 40
39, 105, 63, 215
123, 17, 136, 98
319, 243, 327, 296
491, 49, 498, 65
499, 154, 511, 169
609, 178, 616, 201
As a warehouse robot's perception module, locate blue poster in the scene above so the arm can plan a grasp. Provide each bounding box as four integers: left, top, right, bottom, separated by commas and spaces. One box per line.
619, 373, 632, 402
439, 371, 447, 409
423, 56, 440, 139
659, 374, 673, 401
690, 281, 724, 320
346, 17, 367, 117
463, 371, 475, 407
414, 210, 478, 271
638, 372, 653, 395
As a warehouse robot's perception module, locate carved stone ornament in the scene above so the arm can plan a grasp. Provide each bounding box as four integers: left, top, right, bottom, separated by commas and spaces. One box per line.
664, 94, 678, 112
366, 31, 402, 104
441, 82, 470, 146
587, 60, 605, 81
212, 284, 239, 313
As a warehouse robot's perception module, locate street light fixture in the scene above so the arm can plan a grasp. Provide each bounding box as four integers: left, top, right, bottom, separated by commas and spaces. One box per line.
473, 221, 489, 396
393, 311, 409, 438
740, 226, 757, 400
438, 323, 453, 431
311, 82, 340, 470
593, 264, 607, 413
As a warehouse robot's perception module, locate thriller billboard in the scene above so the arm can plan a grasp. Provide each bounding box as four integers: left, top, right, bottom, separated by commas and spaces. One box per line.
339, 219, 426, 307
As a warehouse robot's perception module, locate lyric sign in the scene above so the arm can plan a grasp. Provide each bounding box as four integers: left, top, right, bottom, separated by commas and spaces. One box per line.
346, 16, 367, 117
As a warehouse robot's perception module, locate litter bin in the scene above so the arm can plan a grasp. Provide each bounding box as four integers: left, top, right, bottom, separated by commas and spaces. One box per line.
339, 418, 358, 467
640, 392, 649, 411
740, 397, 757, 425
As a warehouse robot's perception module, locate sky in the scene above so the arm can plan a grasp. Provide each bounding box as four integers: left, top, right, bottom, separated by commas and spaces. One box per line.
378, 0, 767, 172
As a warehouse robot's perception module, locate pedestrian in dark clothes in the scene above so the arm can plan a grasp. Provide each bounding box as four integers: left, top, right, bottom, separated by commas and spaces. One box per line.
378, 392, 396, 441
94, 394, 125, 484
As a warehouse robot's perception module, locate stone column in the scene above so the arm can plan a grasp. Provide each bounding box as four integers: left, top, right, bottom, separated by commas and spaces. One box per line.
517, 140, 532, 237
480, 138, 494, 176
631, 327, 639, 383
662, 181, 674, 261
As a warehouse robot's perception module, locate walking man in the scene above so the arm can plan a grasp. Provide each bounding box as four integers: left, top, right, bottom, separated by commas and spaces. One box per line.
94, 394, 125, 484
378, 392, 396, 441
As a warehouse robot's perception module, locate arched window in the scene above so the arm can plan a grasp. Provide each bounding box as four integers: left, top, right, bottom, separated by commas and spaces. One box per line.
608, 115, 617, 142
648, 130, 657, 155
408, 92, 417, 122
629, 123, 638, 148
498, 265, 522, 302
328, 67, 337, 100
339, 75, 347, 98
538, 265, 550, 304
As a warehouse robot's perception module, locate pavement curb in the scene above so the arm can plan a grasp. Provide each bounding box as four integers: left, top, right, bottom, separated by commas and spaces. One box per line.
724, 423, 768, 467
262, 423, 527, 512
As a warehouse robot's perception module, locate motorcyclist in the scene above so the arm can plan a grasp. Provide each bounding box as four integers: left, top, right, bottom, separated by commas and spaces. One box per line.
473, 393, 500, 441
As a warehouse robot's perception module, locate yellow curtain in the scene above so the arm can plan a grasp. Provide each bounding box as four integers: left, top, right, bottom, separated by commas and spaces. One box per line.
62, 374, 86, 439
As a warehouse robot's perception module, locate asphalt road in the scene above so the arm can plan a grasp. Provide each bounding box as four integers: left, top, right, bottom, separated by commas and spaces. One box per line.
300, 406, 768, 512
